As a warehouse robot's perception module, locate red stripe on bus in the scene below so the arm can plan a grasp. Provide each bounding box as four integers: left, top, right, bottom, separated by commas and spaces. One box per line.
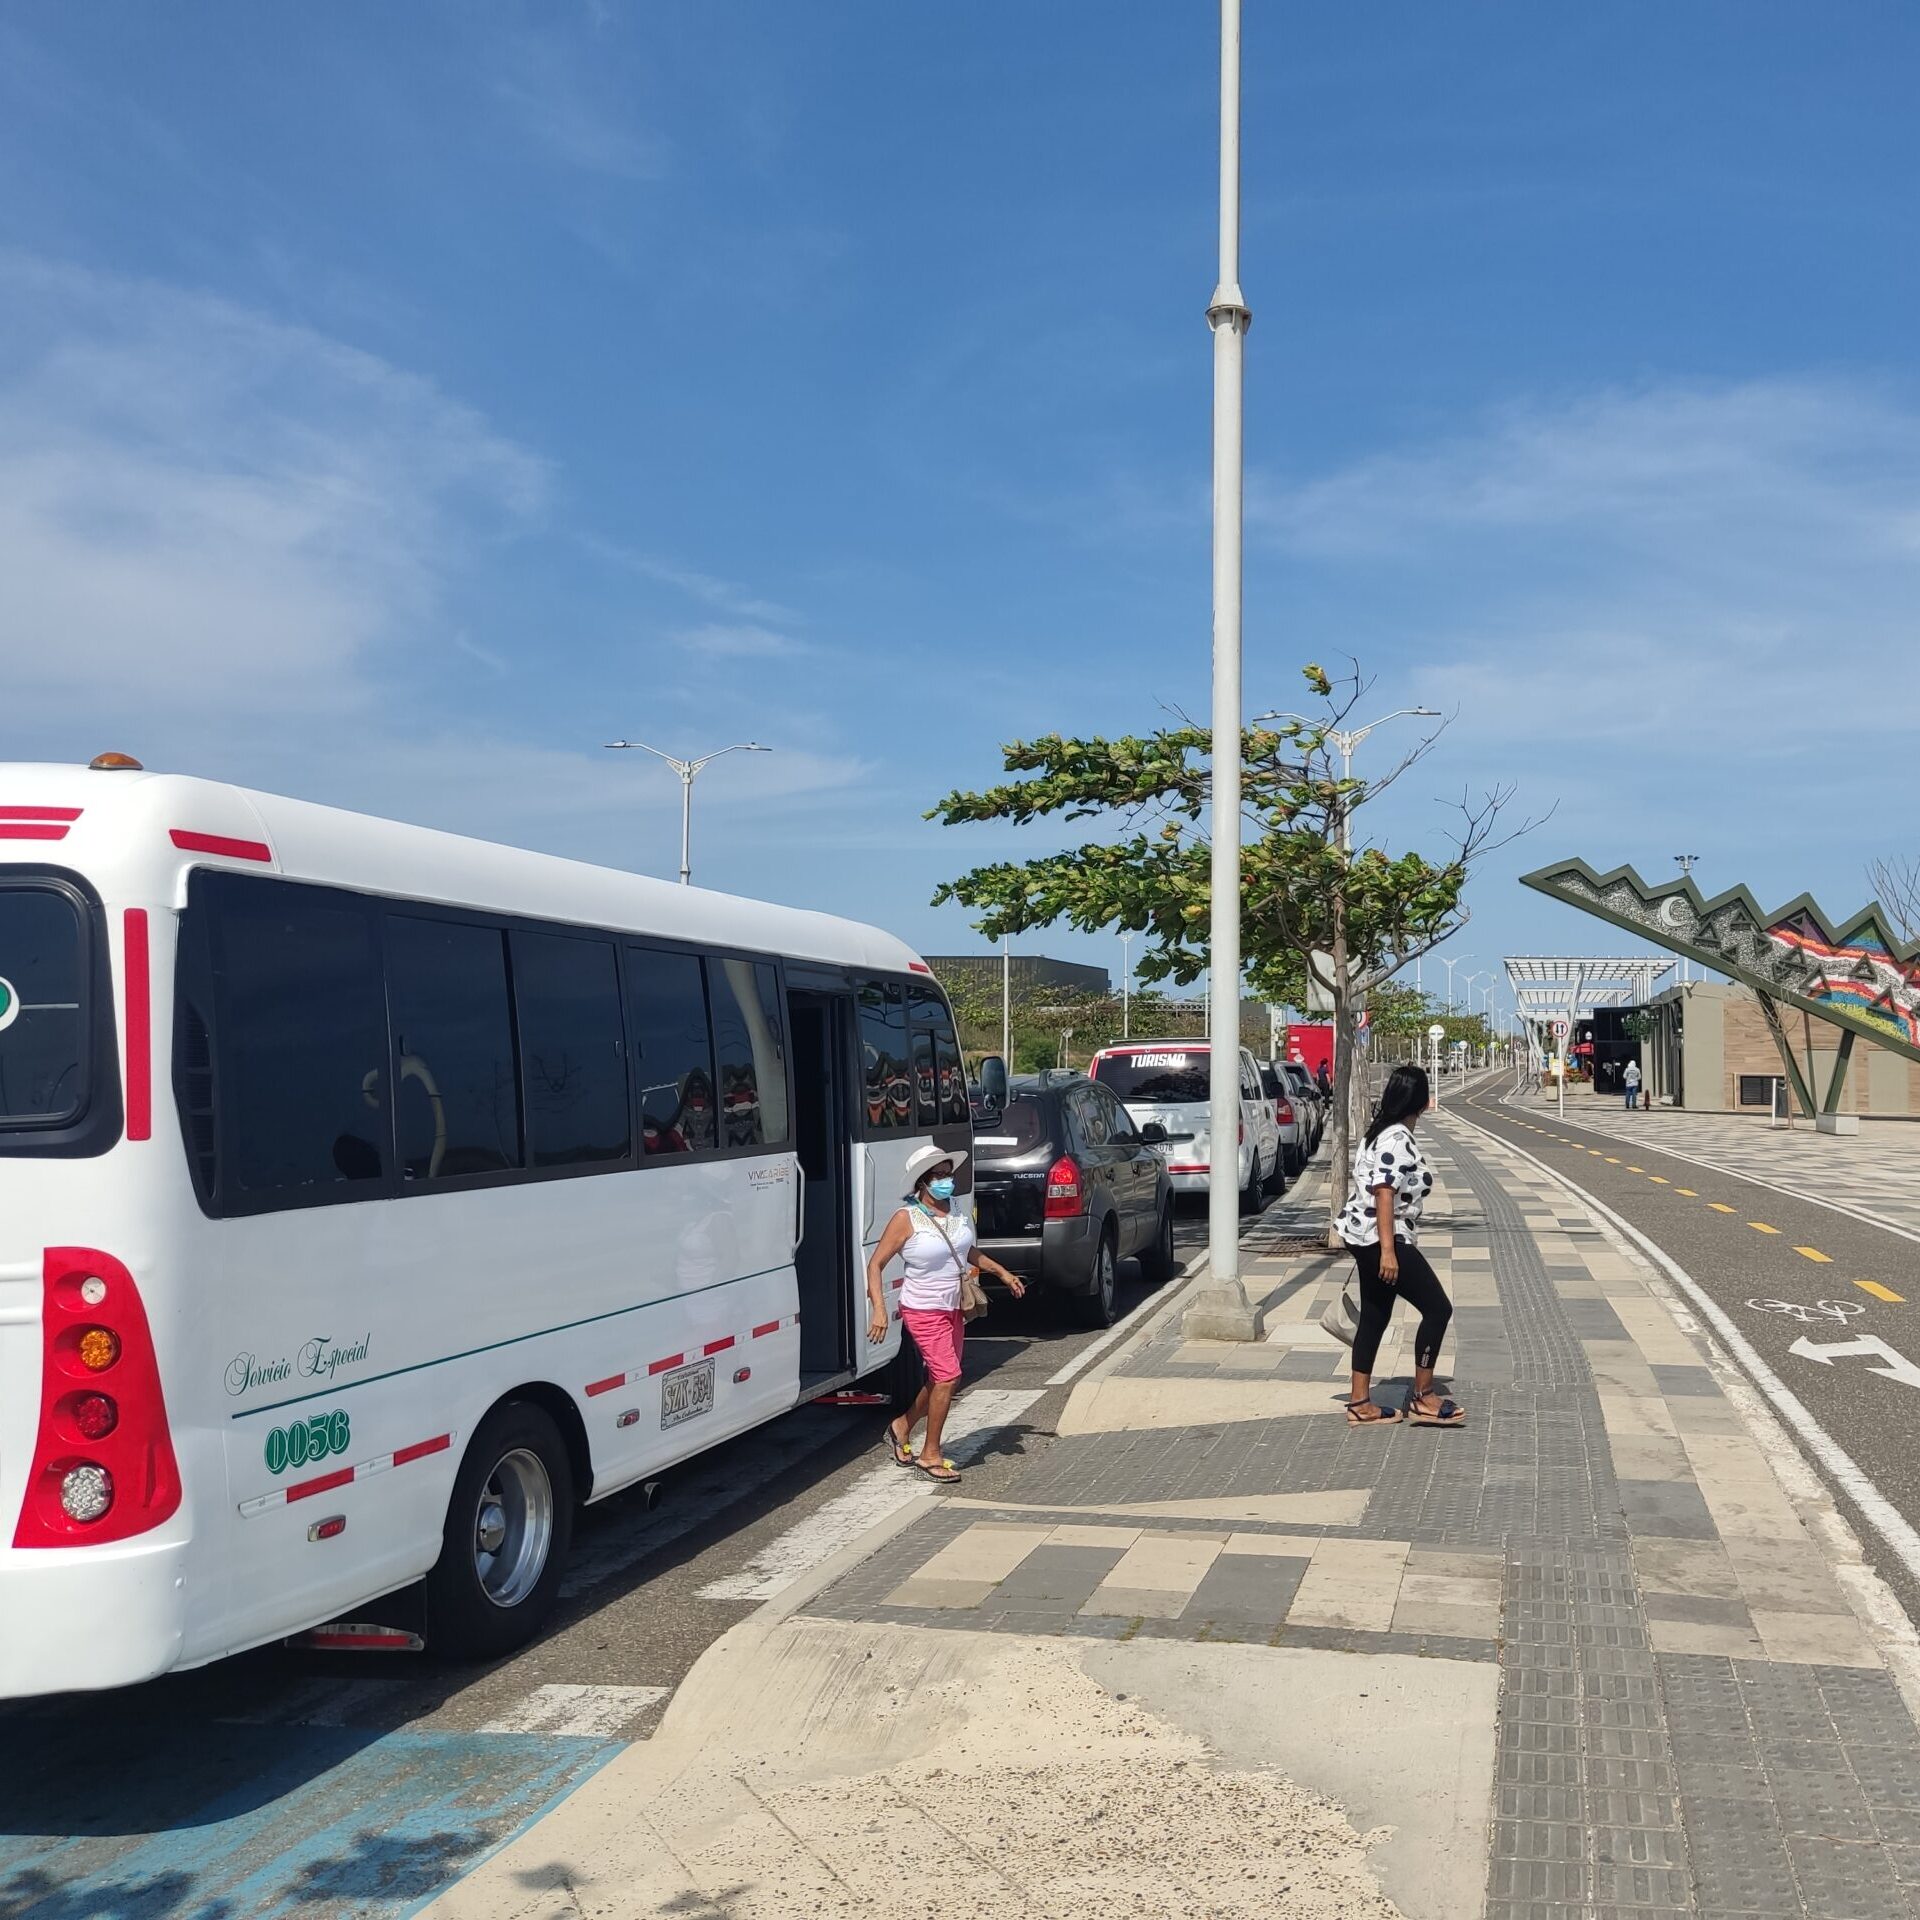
392, 1434, 451, 1467
0, 806, 81, 821
170, 829, 272, 863
0, 824, 67, 840
703, 1336, 735, 1355
584, 1374, 626, 1398
286, 1466, 356, 1502
648, 1353, 685, 1375
752, 1320, 782, 1338
124, 909, 151, 1141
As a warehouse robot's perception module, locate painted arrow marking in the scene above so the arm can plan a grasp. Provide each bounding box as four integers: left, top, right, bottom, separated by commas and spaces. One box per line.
1789, 1333, 1920, 1393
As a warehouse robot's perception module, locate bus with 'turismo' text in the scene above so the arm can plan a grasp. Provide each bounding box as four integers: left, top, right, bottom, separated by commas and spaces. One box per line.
0, 757, 969, 1695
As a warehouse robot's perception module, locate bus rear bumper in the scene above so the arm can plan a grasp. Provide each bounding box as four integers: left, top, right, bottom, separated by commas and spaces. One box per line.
0, 1537, 188, 1697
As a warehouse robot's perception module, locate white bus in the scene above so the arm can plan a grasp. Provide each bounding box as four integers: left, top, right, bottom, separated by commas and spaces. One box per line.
0, 759, 970, 1695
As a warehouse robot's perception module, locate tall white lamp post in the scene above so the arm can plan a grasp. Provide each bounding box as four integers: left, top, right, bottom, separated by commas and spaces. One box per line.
603, 739, 770, 887
1119, 930, 1136, 1040
1187, 0, 1260, 1341
1436, 952, 1473, 1015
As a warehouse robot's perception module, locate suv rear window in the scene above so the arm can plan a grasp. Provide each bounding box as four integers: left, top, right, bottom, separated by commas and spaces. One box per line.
0, 884, 88, 1130
971, 1092, 1048, 1155
1092, 1050, 1210, 1103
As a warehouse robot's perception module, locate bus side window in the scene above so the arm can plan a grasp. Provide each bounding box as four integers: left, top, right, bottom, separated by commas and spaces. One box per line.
512, 930, 631, 1169
707, 957, 788, 1151
211, 879, 389, 1200
387, 916, 522, 1181
857, 980, 909, 1133
627, 947, 716, 1157
908, 980, 966, 1130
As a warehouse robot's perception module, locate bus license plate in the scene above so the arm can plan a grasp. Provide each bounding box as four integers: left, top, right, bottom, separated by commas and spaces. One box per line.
660, 1358, 716, 1429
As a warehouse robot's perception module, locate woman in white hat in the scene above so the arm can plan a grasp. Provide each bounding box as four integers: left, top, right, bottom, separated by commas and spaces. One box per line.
867, 1142, 1025, 1483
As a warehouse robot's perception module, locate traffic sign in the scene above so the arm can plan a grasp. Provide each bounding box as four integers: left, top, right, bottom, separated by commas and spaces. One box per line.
1552, 1020, 1569, 1039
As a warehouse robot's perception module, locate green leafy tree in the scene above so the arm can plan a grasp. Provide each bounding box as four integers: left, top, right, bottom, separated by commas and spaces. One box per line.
930, 663, 1545, 1226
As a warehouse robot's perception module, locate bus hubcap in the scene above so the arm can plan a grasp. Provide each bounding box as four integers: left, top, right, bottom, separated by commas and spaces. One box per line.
474, 1448, 554, 1608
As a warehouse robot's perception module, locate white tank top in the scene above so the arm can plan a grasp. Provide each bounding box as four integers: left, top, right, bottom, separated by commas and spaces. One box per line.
896, 1203, 975, 1311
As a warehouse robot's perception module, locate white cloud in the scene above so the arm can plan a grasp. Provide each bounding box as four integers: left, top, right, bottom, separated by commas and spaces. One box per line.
674, 622, 810, 661
1247, 376, 1920, 757
583, 538, 802, 626
488, 35, 668, 182
0, 251, 546, 729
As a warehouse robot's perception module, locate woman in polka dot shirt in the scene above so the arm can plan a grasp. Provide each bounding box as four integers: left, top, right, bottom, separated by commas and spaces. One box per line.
1334, 1063, 1465, 1426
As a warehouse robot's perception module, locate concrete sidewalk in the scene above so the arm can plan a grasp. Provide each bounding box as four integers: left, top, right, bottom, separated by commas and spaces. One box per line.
427, 1124, 1920, 1920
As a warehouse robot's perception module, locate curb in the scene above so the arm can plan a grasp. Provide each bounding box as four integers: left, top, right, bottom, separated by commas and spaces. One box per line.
1441, 1098, 1920, 1724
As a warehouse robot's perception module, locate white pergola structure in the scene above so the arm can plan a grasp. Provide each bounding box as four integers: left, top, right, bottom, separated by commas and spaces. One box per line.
1505, 955, 1673, 1068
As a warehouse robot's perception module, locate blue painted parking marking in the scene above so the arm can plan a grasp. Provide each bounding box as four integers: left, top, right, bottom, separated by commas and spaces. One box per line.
0, 1716, 620, 1919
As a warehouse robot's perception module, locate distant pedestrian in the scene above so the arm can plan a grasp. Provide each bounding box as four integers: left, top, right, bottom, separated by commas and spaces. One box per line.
1334, 1063, 1464, 1427
1624, 1059, 1643, 1111
1315, 1059, 1333, 1099
867, 1143, 1025, 1483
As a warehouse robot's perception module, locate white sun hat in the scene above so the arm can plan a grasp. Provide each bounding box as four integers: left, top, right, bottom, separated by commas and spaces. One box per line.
902, 1142, 969, 1189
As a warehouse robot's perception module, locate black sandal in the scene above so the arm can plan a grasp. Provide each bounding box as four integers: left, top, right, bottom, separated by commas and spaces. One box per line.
1406, 1389, 1466, 1427
1346, 1398, 1401, 1426
916, 1458, 962, 1484
882, 1423, 914, 1466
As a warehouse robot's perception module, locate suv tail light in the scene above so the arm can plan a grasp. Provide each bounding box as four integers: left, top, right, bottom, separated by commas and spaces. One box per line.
1276, 1099, 1294, 1124
16, 1249, 181, 1548
1044, 1155, 1086, 1219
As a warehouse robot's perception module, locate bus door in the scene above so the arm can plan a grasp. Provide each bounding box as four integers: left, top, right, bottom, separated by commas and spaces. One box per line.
785, 989, 858, 1382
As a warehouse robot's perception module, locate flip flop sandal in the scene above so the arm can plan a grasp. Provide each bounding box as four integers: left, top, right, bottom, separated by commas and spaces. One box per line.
882, 1426, 915, 1466
1407, 1394, 1466, 1427
1345, 1399, 1402, 1426
916, 1459, 962, 1484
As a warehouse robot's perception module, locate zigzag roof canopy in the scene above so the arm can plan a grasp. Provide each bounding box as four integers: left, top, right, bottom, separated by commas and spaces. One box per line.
1520, 859, 1920, 1065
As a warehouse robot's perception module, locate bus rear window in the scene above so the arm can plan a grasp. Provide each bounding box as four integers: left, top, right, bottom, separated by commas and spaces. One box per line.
0, 886, 87, 1130
1091, 1050, 1210, 1104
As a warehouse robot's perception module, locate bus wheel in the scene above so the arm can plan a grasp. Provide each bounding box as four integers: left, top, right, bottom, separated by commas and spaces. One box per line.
426, 1401, 575, 1660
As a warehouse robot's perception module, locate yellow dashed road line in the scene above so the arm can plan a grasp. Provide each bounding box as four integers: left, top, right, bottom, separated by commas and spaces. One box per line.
1605, 1157, 1621, 1164
1676, 1188, 1697, 1196
1794, 1247, 1832, 1263
1858, 1281, 1905, 1303
1649, 1176, 1670, 1185
1750, 1222, 1780, 1235
1708, 1203, 1736, 1214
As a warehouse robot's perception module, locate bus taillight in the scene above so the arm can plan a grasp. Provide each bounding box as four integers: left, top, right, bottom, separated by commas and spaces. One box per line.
14, 1249, 182, 1549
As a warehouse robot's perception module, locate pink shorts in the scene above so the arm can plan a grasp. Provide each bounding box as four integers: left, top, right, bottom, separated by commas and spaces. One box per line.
900, 1306, 965, 1382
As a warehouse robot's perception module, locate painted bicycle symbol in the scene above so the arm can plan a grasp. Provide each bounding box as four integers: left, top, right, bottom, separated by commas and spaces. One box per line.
1746, 1298, 1865, 1325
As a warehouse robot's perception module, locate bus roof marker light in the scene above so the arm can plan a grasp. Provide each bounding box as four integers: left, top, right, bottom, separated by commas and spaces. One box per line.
88, 753, 143, 771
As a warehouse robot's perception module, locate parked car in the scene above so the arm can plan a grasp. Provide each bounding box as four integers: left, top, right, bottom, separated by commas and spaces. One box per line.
1278, 1060, 1325, 1153
1086, 1039, 1281, 1210
1259, 1061, 1306, 1177
970, 1074, 1176, 1326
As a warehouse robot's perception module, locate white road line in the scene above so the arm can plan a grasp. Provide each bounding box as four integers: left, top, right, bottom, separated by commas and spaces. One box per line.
696, 1387, 1043, 1601
477, 1682, 668, 1738
1490, 1087, 1920, 1251
557, 1407, 849, 1601
1443, 1106, 1920, 1618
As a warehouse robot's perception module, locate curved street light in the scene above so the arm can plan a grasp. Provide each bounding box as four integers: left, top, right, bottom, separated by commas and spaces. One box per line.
604, 739, 770, 887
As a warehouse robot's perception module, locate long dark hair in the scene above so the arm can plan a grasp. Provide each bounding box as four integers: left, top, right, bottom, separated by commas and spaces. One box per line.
1364, 1063, 1430, 1144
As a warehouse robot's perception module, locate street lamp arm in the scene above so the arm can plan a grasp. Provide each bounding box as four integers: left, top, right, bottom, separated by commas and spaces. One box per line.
605, 740, 691, 777
687, 742, 770, 775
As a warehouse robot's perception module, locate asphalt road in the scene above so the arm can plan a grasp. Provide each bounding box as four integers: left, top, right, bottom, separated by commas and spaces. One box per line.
1456, 1075, 1920, 1632
0, 1176, 1262, 1920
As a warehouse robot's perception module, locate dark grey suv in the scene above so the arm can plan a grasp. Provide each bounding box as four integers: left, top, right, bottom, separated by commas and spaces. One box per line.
970, 1074, 1176, 1326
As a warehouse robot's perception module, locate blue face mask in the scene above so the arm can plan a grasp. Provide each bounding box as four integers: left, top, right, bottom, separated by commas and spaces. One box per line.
926, 1177, 956, 1202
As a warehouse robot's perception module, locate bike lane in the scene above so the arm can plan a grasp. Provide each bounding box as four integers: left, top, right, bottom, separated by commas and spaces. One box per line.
1458, 1079, 1920, 1632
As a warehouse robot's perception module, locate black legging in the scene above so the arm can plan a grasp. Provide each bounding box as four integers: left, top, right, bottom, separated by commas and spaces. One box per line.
1347, 1237, 1452, 1376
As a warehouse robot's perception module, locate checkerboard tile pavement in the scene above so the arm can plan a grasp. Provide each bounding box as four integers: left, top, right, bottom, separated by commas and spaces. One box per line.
798, 1115, 1920, 1917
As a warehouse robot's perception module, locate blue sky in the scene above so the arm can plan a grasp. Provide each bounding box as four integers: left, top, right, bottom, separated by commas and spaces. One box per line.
4, 3, 1918, 1014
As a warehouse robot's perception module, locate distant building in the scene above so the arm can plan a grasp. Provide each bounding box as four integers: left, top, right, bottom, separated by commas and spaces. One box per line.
926, 955, 1111, 997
